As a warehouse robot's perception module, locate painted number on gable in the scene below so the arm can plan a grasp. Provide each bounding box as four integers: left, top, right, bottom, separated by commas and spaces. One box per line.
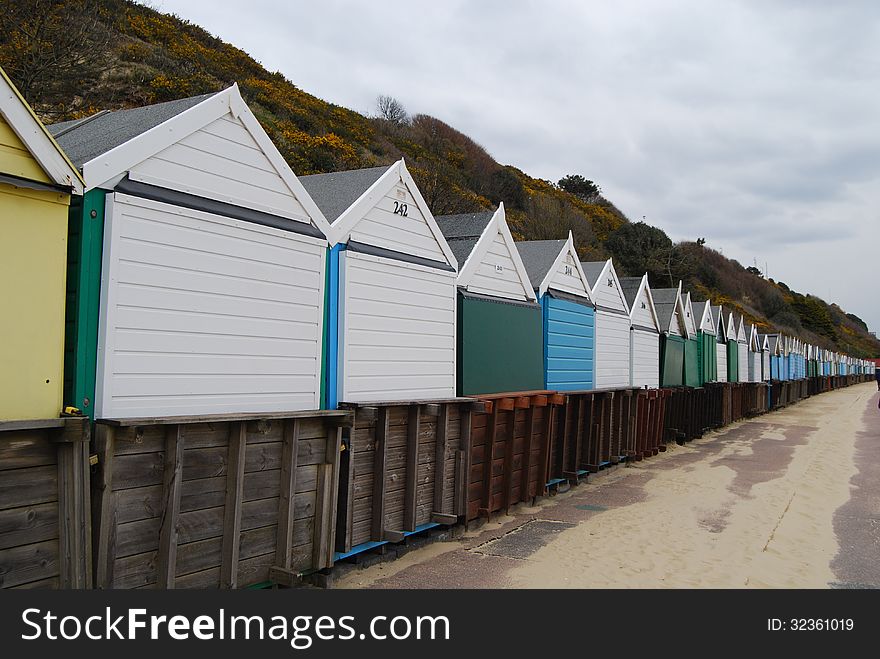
393, 201, 409, 216
564, 265, 573, 276
495, 264, 504, 273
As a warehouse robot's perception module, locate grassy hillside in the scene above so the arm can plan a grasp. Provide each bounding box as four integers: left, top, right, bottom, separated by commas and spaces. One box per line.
2, 0, 876, 357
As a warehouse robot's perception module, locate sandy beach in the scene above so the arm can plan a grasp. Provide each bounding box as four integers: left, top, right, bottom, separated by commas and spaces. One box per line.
335, 383, 879, 589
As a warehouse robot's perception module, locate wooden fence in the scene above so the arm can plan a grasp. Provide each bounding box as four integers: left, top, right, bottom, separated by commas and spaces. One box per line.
91, 410, 349, 589
335, 399, 480, 553
464, 392, 564, 521
0, 417, 91, 588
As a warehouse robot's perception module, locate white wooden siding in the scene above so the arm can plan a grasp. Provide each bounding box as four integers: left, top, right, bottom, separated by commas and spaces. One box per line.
546, 247, 591, 298
750, 352, 762, 383
716, 346, 728, 383
349, 182, 446, 262
631, 329, 659, 388
737, 343, 749, 382
592, 273, 627, 313
129, 113, 313, 223
467, 231, 529, 301
595, 311, 631, 389
762, 352, 771, 381
95, 193, 325, 418
341, 250, 456, 403
630, 288, 656, 330
683, 299, 697, 336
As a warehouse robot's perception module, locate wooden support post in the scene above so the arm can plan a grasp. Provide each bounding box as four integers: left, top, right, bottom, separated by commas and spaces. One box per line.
336, 420, 355, 553
502, 408, 516, 514
520, 404, 536, 503
480, 405, 499, 519
312, 462, 334, 569
559, 398, 571, 480
220, 422, 247, 589
432, 404, 450, 516
572, 396, 585, 479
370, 407, 390, 542
537, 401, 553, 493
93, 424, 116, 589
403, 406, 420, 532
456, 406, 472, 518
52, 417, 91, 589
275, 419, 300, 570
157, 424, 183, 589
314, 424, 342, 569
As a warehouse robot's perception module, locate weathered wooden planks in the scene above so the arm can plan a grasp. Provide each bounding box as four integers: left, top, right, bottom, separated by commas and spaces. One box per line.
0, 417, 91, 589
92, 411, 349, 589
338, 401, 472, 551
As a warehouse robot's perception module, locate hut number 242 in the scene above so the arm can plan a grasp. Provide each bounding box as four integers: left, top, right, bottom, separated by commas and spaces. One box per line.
393, 202, 409, 216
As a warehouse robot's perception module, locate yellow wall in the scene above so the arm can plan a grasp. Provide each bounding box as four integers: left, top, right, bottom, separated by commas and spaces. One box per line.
0, 115, 54, 184
0, 183, 70, 420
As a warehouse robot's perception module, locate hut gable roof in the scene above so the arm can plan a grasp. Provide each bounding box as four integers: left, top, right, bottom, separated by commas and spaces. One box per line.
300, 160, 456, 267
1, 66, 82, 193
712, 305, 728, 342
695, 299, 716, 333
620, 275, 660, 330
49, 84, 331, 237
436, 203, 535, 302
515, 232, 592, 301
580, 259, 628, 314
652, 282, 688, 336
49, 94, 213, 169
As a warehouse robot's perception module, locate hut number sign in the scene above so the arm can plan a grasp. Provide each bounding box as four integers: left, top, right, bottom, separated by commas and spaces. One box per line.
393, 201, 408, 216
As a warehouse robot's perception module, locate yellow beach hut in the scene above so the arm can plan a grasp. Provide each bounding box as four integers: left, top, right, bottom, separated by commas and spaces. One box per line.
0, 67, 83, 420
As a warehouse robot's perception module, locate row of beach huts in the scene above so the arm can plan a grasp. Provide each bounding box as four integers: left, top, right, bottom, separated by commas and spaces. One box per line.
1, 69, 875, 589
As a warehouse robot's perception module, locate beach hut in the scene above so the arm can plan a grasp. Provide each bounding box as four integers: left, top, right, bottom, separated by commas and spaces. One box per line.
712, 305, 728, 383
760, 335, 771, 382
726, 312, 740, 382
516, 233, 595, 391
767, 334, 783, 380
300, 160, 458, 406
680, 291, 700, 387
581, 259, 633, 390
652, 282, 689, 387
747, 325, 762, 383
435, 205, 542, 395
1, 67, 84, 420
51, 85, 332, 418
620, 275, 661, 389
694, 299, 718, 385
736, 316, 749, 383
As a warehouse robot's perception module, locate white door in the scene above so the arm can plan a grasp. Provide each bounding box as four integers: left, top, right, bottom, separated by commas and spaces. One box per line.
341, 250, 457, 403
631, 329, 659, 389
96, 193, 326, 418
716, 345, 728, 383
738, 343, 749, 382
595, 311, 632, 389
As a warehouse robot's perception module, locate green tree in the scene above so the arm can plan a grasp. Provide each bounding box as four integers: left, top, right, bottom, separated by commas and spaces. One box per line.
558, 174, 601, 201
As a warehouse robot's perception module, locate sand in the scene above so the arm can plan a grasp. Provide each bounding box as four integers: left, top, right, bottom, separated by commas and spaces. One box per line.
509, 385, 871, 588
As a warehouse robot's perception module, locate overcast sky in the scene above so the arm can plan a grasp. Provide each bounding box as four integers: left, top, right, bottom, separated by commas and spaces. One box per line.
152, 0, 880, 334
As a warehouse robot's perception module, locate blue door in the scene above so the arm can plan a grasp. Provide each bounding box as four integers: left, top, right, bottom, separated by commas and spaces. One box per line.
542, 294, 595, 391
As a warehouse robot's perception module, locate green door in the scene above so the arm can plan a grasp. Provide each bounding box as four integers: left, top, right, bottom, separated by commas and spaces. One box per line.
661, 334, 685, 387
684, 337, 700, 387
457, 293, 544, 396
727, 340, 739, 382
697, 331, 717, 385
63, 189, 105, 418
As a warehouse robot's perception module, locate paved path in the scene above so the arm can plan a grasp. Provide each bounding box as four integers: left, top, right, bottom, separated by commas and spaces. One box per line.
335, 383, 879, 589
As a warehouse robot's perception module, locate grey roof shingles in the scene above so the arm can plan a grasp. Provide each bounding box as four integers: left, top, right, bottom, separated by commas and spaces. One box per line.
48, 92, 217, 168
580, 261, 608, 290
652, 287, 681, 331
298, 165, 390, 223
514, 239, 565, 289
435, 211, 495, 266
618, 276, 644, 311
